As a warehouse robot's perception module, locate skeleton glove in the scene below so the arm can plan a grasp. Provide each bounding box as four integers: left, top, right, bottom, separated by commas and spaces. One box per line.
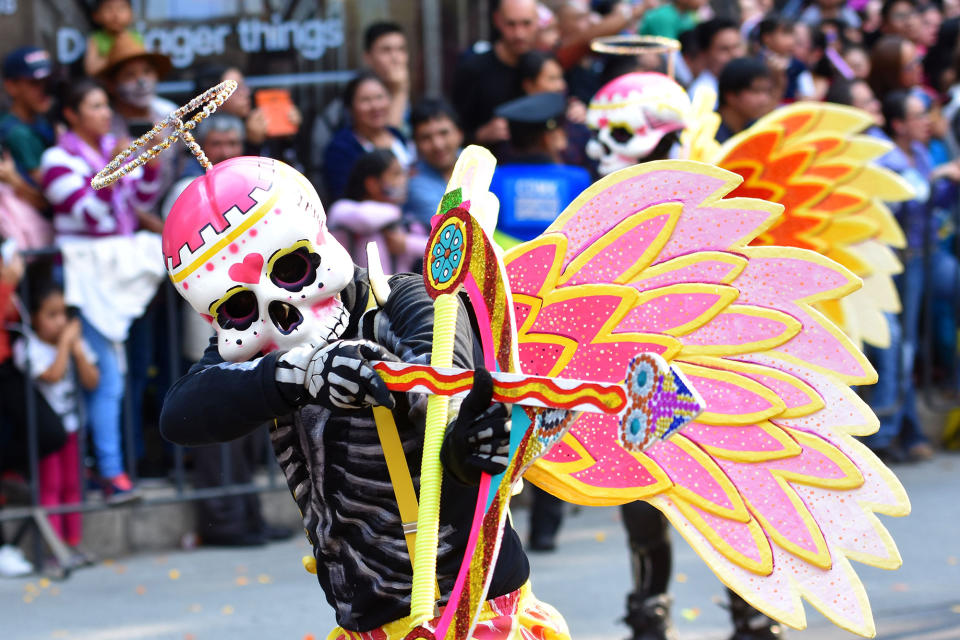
440, 367, 511, 485
276, 339, 398, 410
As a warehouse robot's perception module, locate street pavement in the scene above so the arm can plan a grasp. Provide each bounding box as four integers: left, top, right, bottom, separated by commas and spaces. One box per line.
1, 453, 958, 640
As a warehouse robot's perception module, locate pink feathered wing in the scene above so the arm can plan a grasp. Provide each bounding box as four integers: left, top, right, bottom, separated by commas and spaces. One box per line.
506, 160, 909, 638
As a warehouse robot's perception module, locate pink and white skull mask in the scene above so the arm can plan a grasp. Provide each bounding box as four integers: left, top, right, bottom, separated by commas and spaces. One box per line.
586, 72, 691, 176
163, 156, 354, 362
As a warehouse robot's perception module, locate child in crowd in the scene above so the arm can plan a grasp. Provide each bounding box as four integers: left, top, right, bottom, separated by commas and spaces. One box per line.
14, 284, 99, 567
84, 0, 142, 76
327, 148, 427, 274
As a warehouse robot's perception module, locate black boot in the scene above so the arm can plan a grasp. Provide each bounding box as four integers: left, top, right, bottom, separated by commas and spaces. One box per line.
727, 590, 786, 640
623, 593, 678, 640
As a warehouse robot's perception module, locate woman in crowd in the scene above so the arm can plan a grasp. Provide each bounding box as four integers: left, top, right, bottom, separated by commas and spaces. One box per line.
323, 72, 413, 201
869, 35, 924, 100
38, 79, 162, 498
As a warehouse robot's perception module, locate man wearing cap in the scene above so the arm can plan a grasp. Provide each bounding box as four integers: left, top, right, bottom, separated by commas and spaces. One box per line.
0, 46, 55, 209
490, 92, 591, 244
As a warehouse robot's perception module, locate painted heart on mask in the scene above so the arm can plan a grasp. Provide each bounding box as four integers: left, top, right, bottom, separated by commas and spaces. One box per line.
228, 253, 264, 284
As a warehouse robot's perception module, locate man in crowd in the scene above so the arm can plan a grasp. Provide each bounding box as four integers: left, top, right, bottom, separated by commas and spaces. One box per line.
364, 21, 411, 133
0, 47, 54, 210
716, 57, 776, 142
404, 99, 464, 227
554, 0, 646, 105
688, 18, 746, 103
453, 0, 540, 146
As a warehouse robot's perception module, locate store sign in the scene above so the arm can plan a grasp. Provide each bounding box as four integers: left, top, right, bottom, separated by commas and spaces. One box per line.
56, 12, 344, 68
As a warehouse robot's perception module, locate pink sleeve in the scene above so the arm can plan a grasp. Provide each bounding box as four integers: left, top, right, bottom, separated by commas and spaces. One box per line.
328, 200, 402, 235
403, 230, 429, 260
128, 161, 163, 209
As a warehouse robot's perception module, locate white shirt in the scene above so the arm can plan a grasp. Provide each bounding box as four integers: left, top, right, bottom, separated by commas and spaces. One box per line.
689, 71, 719, 109
13, 334, 96, 433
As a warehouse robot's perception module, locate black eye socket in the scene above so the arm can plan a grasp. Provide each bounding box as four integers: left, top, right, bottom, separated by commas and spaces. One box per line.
610, 125, 633, 144
269, 246, 321, 292
217, 290, 258, 331
273, 252, 309, 284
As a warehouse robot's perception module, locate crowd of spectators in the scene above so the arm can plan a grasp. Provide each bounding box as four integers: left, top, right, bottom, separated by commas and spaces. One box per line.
0, 0, 959, 582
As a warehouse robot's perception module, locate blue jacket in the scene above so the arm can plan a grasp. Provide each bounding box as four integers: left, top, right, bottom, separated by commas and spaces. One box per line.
322, 126, 407, 201
491, 160, 592, 241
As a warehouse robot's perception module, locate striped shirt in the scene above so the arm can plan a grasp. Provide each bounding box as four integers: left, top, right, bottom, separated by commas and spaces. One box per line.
39, 131, 162, 238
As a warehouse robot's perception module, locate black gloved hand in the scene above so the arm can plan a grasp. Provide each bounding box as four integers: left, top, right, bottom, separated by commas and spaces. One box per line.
440, 368, 511, 485
275, 339, 398, 410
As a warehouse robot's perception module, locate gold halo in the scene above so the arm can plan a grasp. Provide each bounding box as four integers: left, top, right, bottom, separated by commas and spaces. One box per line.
91, 80, 238, 190
590, 35, 681, 78
590, 34, 681, 56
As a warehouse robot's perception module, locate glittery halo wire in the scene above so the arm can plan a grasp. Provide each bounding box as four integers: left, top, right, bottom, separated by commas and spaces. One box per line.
91, 79, 238, 190
590, 35, 681, 78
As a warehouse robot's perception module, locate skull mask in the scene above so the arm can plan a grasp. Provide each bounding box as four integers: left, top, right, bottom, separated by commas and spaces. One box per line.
586, 72, 691, 176
163, 156, 354, 362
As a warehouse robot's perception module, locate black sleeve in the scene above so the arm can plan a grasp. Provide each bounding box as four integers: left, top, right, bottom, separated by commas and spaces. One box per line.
161, 268, 369, 446
451, 56, 484, 141
370, 273, 481, 371
159, 338, 296, 446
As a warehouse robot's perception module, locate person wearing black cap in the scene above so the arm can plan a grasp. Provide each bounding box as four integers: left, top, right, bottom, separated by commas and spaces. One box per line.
0, 46, 55, 210
491, 91, 592, 245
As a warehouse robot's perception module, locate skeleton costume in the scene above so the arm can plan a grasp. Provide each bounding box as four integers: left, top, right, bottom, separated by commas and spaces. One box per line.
157, 157, 560, 636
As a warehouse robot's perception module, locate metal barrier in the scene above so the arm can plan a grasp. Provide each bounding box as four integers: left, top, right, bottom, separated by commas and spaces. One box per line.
5, 203, 958, 574
0, 246, 284, 578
